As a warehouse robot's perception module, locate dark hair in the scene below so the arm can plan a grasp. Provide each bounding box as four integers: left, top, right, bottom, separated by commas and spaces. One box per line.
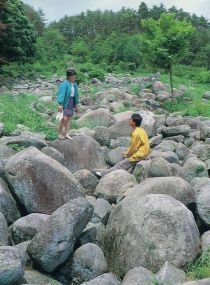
131, 113, 142, 127
66, 68, 76, 78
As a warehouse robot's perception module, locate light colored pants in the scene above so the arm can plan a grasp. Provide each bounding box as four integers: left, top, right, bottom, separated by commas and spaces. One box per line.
101, 158, 137, 177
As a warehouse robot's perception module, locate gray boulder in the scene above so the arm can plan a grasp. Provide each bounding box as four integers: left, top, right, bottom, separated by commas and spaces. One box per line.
41, 146, 65, 165
0, 177, 20, 224
161, 125, 191, 138
10, 213, 49, 244
0, 246, 24, 285
148, 150, 179, 163
197, 185, 210, 226
105, 194, 200, 276
202, 231, 210, 251
176, 143, 190, 161
95, 170, 137, 203
55, 243, 108, 285
147, 157, 173, 177
5, 147, 84, 214
200, 126, 210, 141
21, 269, 62, 285
80, 273, 121, 285
155, 140, 177, 152
122, 267, 154, 285
79, 222, 106, 248
181, 279, 210, 285
74, 170, 99, 195
49, 136, 106, 173
155, 261, 186, 285
86, 196, 112, 225
0, 145, 16, 159
27, 197, 93, 273
0, 212, 8, 245
15, 241, 31, 267
107, 147, 127, 166
203, 91, 210, 100
77, 108, 112, 128
93, 127, 110, 147
183, 156, 208, 182
190, 177, 210, 195
130, 177, 195, 205
153, 81, 168, 94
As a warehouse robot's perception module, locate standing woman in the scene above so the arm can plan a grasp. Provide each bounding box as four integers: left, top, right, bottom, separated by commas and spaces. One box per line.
57, 68, 79, 140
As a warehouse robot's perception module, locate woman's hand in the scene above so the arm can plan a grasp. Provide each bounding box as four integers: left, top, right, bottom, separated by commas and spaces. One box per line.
58, 105, 63, 112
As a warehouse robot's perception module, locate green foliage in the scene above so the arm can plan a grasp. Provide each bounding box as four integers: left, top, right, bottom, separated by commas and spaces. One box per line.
0, 93, 57, 140
23, 4, 45, 35
0, 0, 37, 64
186, 249, 210, 280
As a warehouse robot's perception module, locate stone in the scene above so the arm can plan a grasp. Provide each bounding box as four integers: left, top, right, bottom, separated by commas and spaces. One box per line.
130, 177, 195, 205
153, 81, 168, 94
14, 241, 31, 267
80, 273, 121, 285
182, 156, 208, 182
55, 243, 108, 285
10, 213, 49, 244
95, 170, 137, 203
154, 140, 177, 152
5, 147, 84, 214
0, 177, 20, 224
181, 279, 210, 285
0, 212, 8, 246
200, 127, 210, 141
109, 137, 130, 149
41, 147, 65, 165
0, 123, 4, 137
197, 184, 210, 226
49, 136, 106, 173
0, 246, 24, 285
74, 170, 99, 195
155, 261, 186, 285
190, 177, 210, 195
122, 267, 154, 285
132, 159, 151, 182
86, 196, 112, 225
176, 143, 190, 161
203, 91, 210, 100
148, 150, 179, 163
157, 91, 170, 102
105, 194, 200, 276
21, 269, 62, 285
27, 197, 93, 273
161, 125, 191, 138
78, 222, 106, 248
77, 108, 112, 128
147, 157, 173, 177
202, 231, 210, 251
150, 135, 162, 148
107, 147, 127, 166
93, 126, 110, 147
0, 145, 16, 159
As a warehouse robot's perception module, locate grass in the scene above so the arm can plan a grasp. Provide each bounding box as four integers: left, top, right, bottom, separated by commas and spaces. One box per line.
186, 249, 210, 280
0, 93, 58, 140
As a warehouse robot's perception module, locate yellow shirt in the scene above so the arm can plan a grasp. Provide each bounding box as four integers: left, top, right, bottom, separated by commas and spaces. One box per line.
125, 127, 150, 162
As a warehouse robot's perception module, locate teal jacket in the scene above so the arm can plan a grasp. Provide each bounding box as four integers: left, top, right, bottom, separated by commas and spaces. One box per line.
57, 80, 79, 108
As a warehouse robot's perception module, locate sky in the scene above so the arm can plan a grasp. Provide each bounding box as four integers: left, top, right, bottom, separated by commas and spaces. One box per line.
22, 0, 210, 22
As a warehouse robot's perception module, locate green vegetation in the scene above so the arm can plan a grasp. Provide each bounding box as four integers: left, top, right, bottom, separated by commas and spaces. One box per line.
186, 249, 210, 280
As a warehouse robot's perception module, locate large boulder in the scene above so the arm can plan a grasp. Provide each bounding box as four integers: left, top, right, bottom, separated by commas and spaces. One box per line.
0, 246, 24, 285
0, 177, 20, 224
155, 261, 186, 285
197, 184, 210, 226
74, 170, 99, 195
55, 243, 108, 285
182, 156, 208, 182
146, 157, 174, 177
41, 146, 65, 165
95, 170, 137, 203
122, 267, 154, 285
5, 147, 84, 214
77, 108, 112, 128
0, 145, 16, 159
0, 212, 8, 246
10, 213, 49, 244
161, 125, 191, 138
109, 110, 156, 139
80, 273, 121, 285
21, 269, 62, 285
148, 150, 179, 163
105, 194, 200, 276
27, 197, 93, 273
107, 147, 127, 166
130, 177, 195, 205
49, 136, 106, 173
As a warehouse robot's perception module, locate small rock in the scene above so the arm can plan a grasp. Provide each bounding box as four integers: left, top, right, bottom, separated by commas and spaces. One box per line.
0, 212, 9, 246
74, 170, 99, 195
156, 261, 186, 285
122, 266, 154, 285
80, 273, 121, 285
41, 147, 65, 165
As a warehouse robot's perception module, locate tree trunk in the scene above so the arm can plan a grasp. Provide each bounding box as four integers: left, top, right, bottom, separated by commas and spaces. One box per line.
169, 65, 174, 101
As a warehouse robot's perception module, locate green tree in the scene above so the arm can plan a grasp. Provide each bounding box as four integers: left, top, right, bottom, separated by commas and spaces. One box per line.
23, 4, 46, 35
35, 28, 67, 62
140, 13, 194, 98
0, 0, 37, 64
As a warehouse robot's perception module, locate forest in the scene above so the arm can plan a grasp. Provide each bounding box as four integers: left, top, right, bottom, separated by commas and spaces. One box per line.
0, 0, 210, 85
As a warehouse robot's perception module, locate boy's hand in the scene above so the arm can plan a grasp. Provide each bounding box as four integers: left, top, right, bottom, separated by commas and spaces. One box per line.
58, 105, 63, 112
